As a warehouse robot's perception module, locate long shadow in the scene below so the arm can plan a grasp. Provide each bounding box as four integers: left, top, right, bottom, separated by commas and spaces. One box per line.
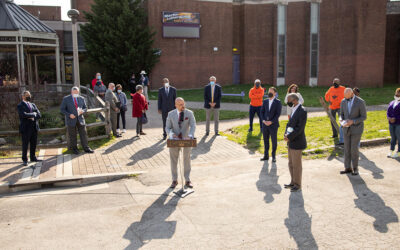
191, 135, 216, 160
246, 131, 263, 155
128, 140, 166, 166
103, 136, 140, 155
284, 192, 318, 250
256, 162, 281, 203
346, 174, 398, 233
358, 152, 384, 179
123, 188, 180, 249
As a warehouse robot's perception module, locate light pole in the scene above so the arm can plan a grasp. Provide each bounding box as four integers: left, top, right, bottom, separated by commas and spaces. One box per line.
68, 9, 80, 88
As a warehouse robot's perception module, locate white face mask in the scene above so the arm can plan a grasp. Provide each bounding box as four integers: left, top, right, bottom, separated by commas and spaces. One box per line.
395, 96, 400, 101
72, 94, 79, 98
117, 90, 122, 94
164, 82, 169, 88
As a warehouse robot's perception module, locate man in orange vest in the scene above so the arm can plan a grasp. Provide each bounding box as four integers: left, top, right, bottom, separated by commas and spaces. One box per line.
325, 78, 346, 143
248, 79, 265, 132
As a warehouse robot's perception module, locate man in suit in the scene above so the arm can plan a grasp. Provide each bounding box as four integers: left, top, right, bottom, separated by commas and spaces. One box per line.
105, 82, 122, 137
284, 93, 308, 192
158, 78, 177, 140
166, 97, 196, 189
60, 87, 94, 155
204, 76, 222, 136
17, 91, 41, 166
339, 88, 367, 175
260, 87, 282, 162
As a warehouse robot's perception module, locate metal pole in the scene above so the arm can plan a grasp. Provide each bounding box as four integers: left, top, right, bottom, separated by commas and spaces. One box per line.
34, 55, 39, 85
20, 41, 26, 90
55, 39, 62, 92
71, 18, 80, 88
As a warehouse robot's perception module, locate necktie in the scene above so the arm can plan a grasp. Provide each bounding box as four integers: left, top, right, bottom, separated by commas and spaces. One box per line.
211, 86, 214, 103
27, 102, 32, 112
178, 111, 184, 138
166, 87, 169, 95
74, 98, 78, 109
347, 99, 352, 115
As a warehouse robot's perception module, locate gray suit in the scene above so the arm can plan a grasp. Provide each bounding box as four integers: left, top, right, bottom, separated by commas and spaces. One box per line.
340, 96, 367, 171
165, 109, 196, 182
105, 89, 120, 136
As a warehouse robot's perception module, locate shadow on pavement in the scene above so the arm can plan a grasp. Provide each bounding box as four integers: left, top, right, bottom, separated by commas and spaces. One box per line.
284, 192, 318, 250
359, 152, 384, 179
128, 140, 166, 166
191, 135, 216, 160
256, 162, 281, 203
103, 136, 140, 155
123, 188, 180, 250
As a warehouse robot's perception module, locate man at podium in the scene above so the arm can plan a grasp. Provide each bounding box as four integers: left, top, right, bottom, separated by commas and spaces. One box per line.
165, 97, 196, 189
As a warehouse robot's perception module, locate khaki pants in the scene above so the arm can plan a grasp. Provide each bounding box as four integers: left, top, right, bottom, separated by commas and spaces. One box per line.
143, 86, 149, 103
205, 108, 220, 133
169, 147, 192, 182
288, 148, 303, 188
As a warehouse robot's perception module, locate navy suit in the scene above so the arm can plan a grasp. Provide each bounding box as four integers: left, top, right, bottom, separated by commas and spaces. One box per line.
204, 84, 222, 109
286, 104, 307, 150
17, 101, 41, 162
158, 86, 177, 136
260, 98, 282, 158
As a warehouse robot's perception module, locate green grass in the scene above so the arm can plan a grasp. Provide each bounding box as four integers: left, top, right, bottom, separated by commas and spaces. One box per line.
148, 83, 399, 107
192, 109, 248, 122
222, 110, 390, 159
62, 135, 116, 154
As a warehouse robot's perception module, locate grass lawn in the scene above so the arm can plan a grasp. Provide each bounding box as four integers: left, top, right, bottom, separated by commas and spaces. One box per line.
222, 110, 390, 159
148, 83, 399, 107
192, 109, 248, 122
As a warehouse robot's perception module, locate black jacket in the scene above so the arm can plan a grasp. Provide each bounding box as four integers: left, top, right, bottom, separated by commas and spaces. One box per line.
204, 84, 222, 109
129, 78, 137, 95
286, 104, 307, 150
260, 98, 282, 130
17, 101, 41, 133
158, 86, 177, 113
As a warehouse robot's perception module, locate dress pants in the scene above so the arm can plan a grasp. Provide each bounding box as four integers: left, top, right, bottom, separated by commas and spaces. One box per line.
68, 122, 89, 150
169, 147, 192, 182
136, 117, 143, 135
205, 108, 220, 133
110, 111, 118, 136
21, 126, 38, 162
343, 132, 362, 171
249, 105, 262, 131
288, 147, 303, 188
162, 111, 170, 136
262, 125, 278, 158
117, 109, 126, 129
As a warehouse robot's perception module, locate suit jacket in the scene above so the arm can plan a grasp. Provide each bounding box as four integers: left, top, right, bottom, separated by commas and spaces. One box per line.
105, 89, 120, 113
204, 84, 222, 109
60, 95, 87, 127
260, 98, 282, 130
286, 104, 307, 150
17, 101, 41, 133
166, 109, 196, 139
340, 96, 367, 135
158, 86, 177, 113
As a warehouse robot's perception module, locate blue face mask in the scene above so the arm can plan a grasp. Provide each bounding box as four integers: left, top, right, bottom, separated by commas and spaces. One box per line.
210, 81, 215, 85
97, 75, 101, 80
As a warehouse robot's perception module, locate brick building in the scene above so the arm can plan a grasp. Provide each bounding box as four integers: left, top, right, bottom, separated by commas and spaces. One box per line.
20, 0, 400, 89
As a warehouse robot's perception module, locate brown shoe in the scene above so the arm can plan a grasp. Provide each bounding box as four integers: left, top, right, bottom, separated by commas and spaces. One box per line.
140, 132, 146, 135
185, 181, 193, 189
170, 181, 178, 188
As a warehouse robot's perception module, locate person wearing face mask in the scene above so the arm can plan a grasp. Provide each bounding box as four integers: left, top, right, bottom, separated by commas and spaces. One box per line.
325, 78, 346, 142
93, 77, 107, 101
105, 83, 122, 138
204, 76, 222, 136
128, 73, 137, 96
284, 84, 304, 119
139, 70, 150, 103
339, 88, 367, 176
91, 72, 103, 90
132, 85, 148, 137
248, 79, 265, 132
387, 88, 400, 158
260, 87, 282, 162
60, 87, 94, 154
158, 78, 177, 140
17, 91, 41, 166
116, 84, 128, 134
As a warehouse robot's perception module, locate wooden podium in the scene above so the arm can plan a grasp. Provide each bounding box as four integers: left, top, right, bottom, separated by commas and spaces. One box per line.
167, 138, 197, 198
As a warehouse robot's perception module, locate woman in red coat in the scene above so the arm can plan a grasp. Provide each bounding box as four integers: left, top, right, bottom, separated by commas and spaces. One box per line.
131, 85, 148, 137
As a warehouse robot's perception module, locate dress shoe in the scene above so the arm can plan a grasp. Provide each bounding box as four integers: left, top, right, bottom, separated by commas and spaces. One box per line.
170, 181, 178, 188
185, 181, 194, 189
115, 134, 122, 138
163, 135, 167, 140
272, 158, 276, 163
30, 158, 42, 162
205, 132, 209, 136
140, 132, 146, 135
84, 148, 94, 153
23, 161, 28, 166
332, 135, 338, 138
290, 186, 301, 192
215, 132, 220, 136
260, 156, 269, 161
340, 169, 353, 174
284, 184, 294, 189
73, 149, 80, 155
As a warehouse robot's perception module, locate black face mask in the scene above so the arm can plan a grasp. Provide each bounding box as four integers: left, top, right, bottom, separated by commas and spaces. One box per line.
333, 83, 339, 88
287, 102, 294, 107
268, 93, 274, 98
25, 96, 31, 102
255, 83, 260, 88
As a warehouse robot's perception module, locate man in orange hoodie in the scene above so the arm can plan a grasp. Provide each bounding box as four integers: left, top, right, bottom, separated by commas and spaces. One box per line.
248, 79, 265, 132
325, 78, 346, 141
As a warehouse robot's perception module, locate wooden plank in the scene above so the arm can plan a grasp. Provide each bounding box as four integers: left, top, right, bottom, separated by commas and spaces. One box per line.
63, 154, 73, 177
56, 148, 63, 178
32, 149, 45, 179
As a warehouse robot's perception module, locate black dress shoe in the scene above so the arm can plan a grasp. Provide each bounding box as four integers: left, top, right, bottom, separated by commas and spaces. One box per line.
340, 169, 353, 174
260, 156, 269, 161
73, 149, 80, 155
215, 132, 220, 136
84, 148, 94, 153
332, 135, 338, 138
284, 184, 294, 189
30, 158, 42, 162
205, 132, 209, 136
272, 158, 276, 163
291, 186, 301, 192
163, 135, 167, 140
115, 134, 122, 138
23, 161, 28, 166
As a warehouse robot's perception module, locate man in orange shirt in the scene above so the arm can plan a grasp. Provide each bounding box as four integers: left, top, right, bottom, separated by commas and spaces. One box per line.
248, 79, 265, 132
325, 78, 346, 142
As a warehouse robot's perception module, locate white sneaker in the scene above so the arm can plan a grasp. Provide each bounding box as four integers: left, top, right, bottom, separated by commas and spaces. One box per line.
388, 151, 394, 158
393, 152, 400, 158
122, 129, 126, 133
117, 129, 120, 134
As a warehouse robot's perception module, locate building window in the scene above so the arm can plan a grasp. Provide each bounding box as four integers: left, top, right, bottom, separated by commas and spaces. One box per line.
277, 4, 287, 78
310, 2, 320, 78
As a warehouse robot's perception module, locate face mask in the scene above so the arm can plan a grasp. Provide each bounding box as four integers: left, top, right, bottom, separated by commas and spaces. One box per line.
25, 96, 31, 102
117, 90, 122, 94
268, 92, 274, 98
287, 102, 294, 107
210, 81, 215, 85
333, 83, 339, 88
395, 95, 400, 101
346, 96, 353, 102
72, 94, 79, 98
97, 75, 101, 80
255, 83, 260, 88
165, 82, 170, 88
